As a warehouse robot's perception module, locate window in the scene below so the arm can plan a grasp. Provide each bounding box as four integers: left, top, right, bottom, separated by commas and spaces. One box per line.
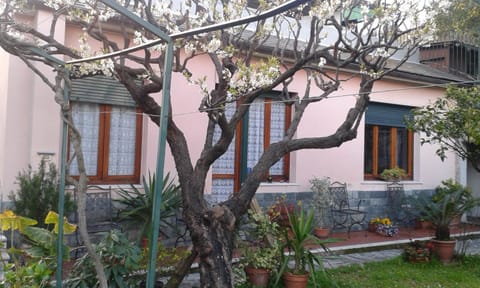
69, 76, 142, 184
364, 103, 413, 180
211, 93, 291, 200
70, 103, 142, 184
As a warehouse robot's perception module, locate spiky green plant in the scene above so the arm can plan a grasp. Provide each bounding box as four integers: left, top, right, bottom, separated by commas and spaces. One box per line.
419, 179, 480, 240
114, 172, 182, 245
273, 206, 336, 288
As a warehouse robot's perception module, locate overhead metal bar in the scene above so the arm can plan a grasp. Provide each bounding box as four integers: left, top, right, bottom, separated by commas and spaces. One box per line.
169, 0, 308, 39
28, 47, 65, 65
67, 0, 309, 65
101, 0, 171, 41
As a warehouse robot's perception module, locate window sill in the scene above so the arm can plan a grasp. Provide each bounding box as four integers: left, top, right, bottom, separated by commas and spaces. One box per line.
360, 180, 424, 186
257, 182, 300, 193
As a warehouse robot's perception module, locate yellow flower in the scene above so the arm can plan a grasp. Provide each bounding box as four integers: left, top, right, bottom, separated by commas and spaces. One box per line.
0, 210, 37, 233
44, 211, 77, 235
370, 217, 381, 224
381, 218, 392, 225
370, 217, 393, 226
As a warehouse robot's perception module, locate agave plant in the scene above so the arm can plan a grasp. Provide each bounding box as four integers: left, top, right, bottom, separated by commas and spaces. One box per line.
115, 173, 182, 245
273, 206, 335, 288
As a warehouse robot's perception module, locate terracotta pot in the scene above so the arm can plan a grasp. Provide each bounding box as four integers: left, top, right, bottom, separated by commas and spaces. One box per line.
282, 271, 310, 288
141, 237, 148, 248
59, 260, 75, 280
432, 239, 456, 264
415, 220, 432, 230
244, 266, 270, 288
140, 236, 162, 248
314, 227, 329, 238
368, 223, 378, 232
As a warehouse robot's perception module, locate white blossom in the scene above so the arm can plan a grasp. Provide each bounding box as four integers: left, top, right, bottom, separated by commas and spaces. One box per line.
230, 58, 281, 96
318, 57, 326, 67
98, 9, 116, 22
370, 47, 391, 58
222, 68, 232, 81
6, 27, 26, 41
206, 38, 221, 53
184, 42, 196, 57
133, 31, 147, 46
99, 59, 114, 76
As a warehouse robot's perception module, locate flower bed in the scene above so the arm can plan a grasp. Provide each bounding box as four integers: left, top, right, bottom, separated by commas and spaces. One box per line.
370, 217, 398, 236
376, 224, 399, 237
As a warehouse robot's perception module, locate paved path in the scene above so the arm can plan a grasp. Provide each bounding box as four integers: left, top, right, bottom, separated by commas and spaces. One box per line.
323, 237, 480, 269
169, 237, 480, 287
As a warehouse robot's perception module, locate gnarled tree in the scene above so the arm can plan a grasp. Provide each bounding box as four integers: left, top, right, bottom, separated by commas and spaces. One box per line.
0, 0, 437, 286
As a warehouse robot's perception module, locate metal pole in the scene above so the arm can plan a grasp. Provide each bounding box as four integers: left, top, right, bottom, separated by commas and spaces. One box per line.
146, 41, 173, 288
68, 0, 308, 65
24, 47, 66, 288
56, 70, 69, 287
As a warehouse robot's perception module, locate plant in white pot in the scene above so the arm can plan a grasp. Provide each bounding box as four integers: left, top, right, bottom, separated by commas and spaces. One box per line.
310, 176, 333, 238
380, 167, 407, 181
417, 179, 480, 263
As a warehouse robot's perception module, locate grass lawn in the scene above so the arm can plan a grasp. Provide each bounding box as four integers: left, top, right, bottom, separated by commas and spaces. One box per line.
316, 255, 480, 288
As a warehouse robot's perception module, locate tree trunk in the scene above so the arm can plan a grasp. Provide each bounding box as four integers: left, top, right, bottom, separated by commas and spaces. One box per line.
67, 113, 108, 288
194, 205, 236, 288
165, 249, 198, 288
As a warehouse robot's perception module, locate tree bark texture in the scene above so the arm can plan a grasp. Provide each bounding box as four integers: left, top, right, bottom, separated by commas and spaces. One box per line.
66, 111, 109, 288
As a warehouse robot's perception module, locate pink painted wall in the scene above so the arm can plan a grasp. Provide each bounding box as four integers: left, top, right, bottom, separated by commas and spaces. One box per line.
0, 47, 36, 197
291, 75, 455, 195
0, 9, 458, 200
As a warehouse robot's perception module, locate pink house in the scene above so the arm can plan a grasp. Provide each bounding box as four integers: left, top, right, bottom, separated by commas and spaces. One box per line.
0, 7, 472, 227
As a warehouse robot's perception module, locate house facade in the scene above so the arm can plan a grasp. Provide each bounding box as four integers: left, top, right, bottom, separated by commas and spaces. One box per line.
0, 8, 470, 225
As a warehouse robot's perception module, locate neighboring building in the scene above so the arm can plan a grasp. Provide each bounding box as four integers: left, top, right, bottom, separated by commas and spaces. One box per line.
420, 39, 480, 218
420, 40, 479, 80
0, 8, 471, 225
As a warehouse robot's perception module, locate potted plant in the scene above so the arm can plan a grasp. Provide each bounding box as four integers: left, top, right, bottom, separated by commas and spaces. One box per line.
370, 217, 398, 237
273, 206, 331, 288
368, 217, 382, 232
418, 179, 480, 263
410, 193, 434, 230
403, 240, 434, 263
267, 195, 295, 229
380, 167, 407, 181
309, 176, 333, 238
115, 172, 182, 246
368, 217, 398, 236
240, 210, 282, 288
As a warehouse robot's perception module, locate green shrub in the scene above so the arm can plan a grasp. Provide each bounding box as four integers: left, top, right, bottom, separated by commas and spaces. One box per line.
9, 158, 75, 228
65, 229, 142, 288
